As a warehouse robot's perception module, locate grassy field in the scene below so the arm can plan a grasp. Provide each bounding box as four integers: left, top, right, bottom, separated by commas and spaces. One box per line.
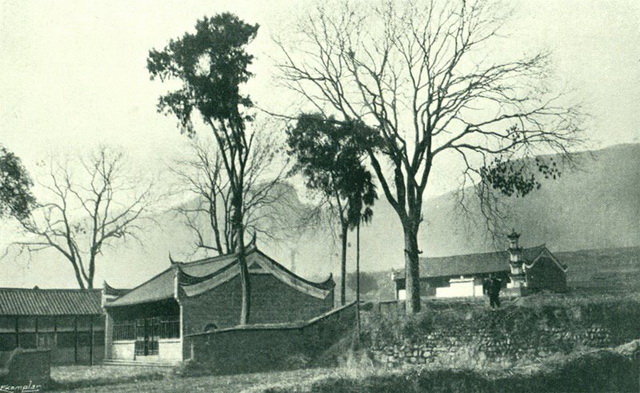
50, 367, 337, 393
49, 365, 170, 390
49, 342, 639, 393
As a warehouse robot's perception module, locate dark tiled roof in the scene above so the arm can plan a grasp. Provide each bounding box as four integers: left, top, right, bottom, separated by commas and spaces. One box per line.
107, 247, 335, 307
107, 250, 243, 307
0, 288, 103, 316
395, 245, 548, 279
105, 268, 176, 307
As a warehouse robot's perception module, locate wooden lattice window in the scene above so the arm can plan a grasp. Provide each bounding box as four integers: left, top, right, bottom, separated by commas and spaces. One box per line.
160, 319, 180, 339
113, 320, 135, 341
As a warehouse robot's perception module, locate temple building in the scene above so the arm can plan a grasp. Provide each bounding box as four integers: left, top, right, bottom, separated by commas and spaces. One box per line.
392, 231, 568, 299
103, 246, 335, 364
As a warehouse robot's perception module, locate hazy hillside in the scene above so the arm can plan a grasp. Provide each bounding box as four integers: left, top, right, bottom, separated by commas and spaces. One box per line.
2, 143, 638, 289
421, 143, 640, 256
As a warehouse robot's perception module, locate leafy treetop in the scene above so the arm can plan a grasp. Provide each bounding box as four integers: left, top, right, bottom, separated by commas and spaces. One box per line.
147, 13, 259, 136
0, 147, 35, 220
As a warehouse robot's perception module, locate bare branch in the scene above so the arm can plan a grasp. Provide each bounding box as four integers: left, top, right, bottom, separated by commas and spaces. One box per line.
10, 146, 156, 289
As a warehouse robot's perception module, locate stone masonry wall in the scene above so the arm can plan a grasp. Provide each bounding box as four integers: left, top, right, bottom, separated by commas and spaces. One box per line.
364, 298, 640, 367
370, 324, 617, 366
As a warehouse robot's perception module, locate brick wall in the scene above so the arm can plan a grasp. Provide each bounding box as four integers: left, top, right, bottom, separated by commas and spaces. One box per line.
186, 302, 356, 374
181, 273, 333, 336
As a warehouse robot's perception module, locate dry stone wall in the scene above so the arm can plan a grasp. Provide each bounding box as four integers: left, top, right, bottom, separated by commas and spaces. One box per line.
364, 299, 640, 366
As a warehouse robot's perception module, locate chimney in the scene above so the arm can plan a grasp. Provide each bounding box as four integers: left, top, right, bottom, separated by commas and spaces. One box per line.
290, 249, 297, 273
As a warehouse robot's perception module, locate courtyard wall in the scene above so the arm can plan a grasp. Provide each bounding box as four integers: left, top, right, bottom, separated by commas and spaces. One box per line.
186, 302, 356, 374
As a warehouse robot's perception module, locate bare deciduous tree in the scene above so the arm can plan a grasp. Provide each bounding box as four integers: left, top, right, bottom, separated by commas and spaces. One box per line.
277, 0, 583, 313
171, 124, 291, 257
12, 147, 155, 289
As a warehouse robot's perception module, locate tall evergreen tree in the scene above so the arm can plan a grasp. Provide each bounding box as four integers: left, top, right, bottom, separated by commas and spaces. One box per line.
148, 13, 259, 325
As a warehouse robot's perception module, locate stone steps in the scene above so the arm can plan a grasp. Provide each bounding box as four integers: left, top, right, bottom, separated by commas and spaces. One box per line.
102, 358, 181, 368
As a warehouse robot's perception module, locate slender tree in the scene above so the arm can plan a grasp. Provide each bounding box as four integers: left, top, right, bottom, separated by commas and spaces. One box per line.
277, 0, 583, 313
148, 13, 259, 325
0, 146, 35, 221
287, 113, 377, 305
13, 147, 154, 289
171, 124, 290, 256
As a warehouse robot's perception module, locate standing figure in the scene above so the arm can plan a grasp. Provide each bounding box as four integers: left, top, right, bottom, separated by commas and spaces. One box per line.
488, 274, 503, 309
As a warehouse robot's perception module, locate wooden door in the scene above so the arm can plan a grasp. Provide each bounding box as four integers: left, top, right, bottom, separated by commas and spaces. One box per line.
134, 318, 159, 356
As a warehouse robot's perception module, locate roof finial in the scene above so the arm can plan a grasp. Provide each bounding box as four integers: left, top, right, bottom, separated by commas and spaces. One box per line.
248, 230, 257, 248
507, 228, 521, 239
507, 229, 521, 250
169, 251, 177, 265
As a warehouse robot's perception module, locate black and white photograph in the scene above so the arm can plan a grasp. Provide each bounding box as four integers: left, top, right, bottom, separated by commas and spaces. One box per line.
1, 0, 639, 391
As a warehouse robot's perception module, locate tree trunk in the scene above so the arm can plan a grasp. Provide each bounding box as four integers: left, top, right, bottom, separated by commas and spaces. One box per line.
233, 191, 251, 326
70, 259, 86, 290
340, 223, 348, 306
403, 223, 421, 314
238, 229, 250, 325
356, 221, 361, 340
88, 255, 95, 289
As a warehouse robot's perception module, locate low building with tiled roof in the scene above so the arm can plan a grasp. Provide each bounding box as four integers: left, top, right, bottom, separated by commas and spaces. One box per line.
0, 288, 104, 365
392, 232, 568, 299
103, 245, 335, 364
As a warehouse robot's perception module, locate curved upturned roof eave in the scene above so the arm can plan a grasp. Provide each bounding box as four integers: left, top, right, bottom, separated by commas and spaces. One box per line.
254, 248, 335, 290
103, 267, 176, 308
178, 247, 335, 300
103, 281, 132, 297
105, 246, 335, 306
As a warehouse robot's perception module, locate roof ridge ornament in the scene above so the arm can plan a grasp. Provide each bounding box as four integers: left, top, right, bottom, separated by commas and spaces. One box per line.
169, 251, 178, 265
247, 230, 257, 249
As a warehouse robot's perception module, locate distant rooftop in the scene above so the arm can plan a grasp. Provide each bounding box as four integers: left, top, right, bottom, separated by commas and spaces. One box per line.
394, 245, 554, 279
0, 288, 103, 316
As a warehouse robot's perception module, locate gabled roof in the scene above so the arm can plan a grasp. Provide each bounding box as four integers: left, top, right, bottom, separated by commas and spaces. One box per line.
394, 245, 551, 280
106, 246, 334, 307
0, 288, 103, 316
105, 268, 176, 307
527, 247, 568, 272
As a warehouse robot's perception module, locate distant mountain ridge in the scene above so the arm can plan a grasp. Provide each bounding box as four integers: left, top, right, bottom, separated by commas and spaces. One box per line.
2, 143, 638, 289
420, 143, 640, 257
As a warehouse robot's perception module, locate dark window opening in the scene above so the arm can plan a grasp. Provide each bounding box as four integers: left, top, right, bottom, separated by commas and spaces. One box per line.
113, 320, 135, 341
160, 319, 180, 339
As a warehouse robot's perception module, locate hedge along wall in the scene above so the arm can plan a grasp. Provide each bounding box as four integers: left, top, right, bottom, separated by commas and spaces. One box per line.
187, 302, 357, 375
363, 295, 640, 366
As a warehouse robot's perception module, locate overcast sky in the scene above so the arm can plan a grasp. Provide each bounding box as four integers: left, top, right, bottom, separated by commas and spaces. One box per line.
2, 0, 639, 194
1, 0, 639, 288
